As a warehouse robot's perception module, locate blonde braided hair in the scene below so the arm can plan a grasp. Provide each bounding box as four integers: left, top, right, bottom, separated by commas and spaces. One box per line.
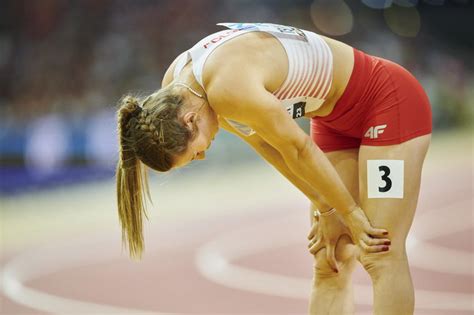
116, 85, 193, 259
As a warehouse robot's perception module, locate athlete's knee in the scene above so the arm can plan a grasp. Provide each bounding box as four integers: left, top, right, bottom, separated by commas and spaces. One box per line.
359, 246, 408, 280
313, 249, 339, 279
313, 236, 356, 281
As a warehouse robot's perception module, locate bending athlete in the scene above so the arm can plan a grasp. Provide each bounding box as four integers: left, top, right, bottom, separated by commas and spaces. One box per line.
115, 23, 431, 315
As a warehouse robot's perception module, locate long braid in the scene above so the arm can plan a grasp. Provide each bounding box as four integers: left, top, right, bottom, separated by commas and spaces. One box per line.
115, 86, 192, 259
116, 96, 150, 259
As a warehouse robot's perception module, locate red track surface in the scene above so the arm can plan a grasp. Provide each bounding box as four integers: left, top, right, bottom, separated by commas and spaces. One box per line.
1, 162, 473, 315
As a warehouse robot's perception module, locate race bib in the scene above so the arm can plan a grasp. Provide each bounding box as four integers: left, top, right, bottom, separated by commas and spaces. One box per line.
367, 160, 404, 199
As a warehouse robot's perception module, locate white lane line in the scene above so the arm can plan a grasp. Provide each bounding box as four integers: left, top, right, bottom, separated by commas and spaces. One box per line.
1, 275, 158, 315
413, 199, 473, 240
196, 216, 307, 299
2, 186, 471, 314
0, 233, 175, 315
409, 199, 474, 275
195, 210, 474, 312
0, 178, 298, 315
409, 237, 474, 275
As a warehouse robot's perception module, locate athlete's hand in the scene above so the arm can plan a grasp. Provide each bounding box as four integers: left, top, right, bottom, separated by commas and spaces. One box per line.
308, 213, 349, 273
342, 206, 391, 253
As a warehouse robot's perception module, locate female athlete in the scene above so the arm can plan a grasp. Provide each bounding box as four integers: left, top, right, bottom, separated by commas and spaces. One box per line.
115, 23, 431, 315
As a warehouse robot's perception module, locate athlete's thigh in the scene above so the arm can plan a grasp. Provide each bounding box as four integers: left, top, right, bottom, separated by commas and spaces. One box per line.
358, 134, 431, 249
325, 148, 360, 204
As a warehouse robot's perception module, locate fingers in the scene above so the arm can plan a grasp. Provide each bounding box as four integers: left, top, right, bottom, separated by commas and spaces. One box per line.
357, 227, 390, 253
307, 222, 319, 240
359, 238, 390, 253
314, 211, 320, 222
369, 227, 389, 238
309, 239, 324, 255
326, 244, 339, 273
362, 234, 391, 247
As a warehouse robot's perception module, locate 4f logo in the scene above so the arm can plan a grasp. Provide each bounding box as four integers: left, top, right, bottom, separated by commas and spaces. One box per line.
364, 124, 387, 139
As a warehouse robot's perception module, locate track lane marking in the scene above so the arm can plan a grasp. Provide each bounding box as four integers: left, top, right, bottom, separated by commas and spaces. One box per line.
195, 204, 474, 311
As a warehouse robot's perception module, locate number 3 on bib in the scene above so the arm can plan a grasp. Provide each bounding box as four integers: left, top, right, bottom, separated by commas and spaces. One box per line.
367, 160, 404, 199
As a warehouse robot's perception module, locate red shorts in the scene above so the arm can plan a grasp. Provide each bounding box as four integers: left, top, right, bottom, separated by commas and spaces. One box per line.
311, 48, 432, 152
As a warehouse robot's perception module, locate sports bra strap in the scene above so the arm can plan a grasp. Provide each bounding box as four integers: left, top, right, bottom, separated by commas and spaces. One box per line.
173, 51, 191, 80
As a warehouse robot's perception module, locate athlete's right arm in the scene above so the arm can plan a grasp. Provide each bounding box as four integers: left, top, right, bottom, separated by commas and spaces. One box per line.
218, 117, 332, 212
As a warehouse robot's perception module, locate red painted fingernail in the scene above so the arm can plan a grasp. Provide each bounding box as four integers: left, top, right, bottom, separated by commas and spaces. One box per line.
383, 232, 388, 235
383, 246, 389, 251
384, 241, 391, 245
334, 269, 339, 273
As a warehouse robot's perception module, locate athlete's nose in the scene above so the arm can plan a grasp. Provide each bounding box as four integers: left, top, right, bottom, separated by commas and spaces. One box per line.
196, 151, 205, 160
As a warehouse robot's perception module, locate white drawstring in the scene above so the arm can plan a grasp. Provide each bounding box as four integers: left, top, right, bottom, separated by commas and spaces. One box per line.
174, 82, 204, 98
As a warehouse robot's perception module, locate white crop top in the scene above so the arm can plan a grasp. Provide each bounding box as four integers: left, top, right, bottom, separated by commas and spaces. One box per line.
173, 23, 334, 136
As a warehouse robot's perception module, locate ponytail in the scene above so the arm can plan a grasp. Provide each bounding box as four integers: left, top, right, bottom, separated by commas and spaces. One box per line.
115, 87, 191, 259
116, 96, 150, 259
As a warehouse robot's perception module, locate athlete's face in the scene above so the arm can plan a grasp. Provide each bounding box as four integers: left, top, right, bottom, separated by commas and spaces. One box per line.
173, 99, 219, 169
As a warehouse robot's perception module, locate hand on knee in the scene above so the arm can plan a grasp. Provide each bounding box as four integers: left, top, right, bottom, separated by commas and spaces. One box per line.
313, 236, 356, 281
314, 249, 340, 279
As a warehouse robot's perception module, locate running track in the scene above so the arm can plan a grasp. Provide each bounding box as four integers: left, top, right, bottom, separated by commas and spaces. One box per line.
1, 133, 473, 314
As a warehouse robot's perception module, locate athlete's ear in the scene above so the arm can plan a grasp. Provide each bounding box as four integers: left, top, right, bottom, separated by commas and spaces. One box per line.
182, 112, 198, 131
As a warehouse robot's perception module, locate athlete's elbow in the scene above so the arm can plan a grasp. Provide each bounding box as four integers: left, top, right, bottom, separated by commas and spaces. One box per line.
283, 137, 313, 171
295, 136, 314, 160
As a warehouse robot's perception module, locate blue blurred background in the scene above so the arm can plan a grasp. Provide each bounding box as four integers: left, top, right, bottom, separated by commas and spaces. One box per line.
0, 0, 473, 195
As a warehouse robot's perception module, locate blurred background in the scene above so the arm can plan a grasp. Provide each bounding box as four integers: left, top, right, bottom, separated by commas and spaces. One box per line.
0, 0, 473, 194
0, 1, 473, 314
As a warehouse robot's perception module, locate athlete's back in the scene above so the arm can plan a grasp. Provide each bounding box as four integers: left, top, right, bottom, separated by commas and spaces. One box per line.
168, 23, 354, 135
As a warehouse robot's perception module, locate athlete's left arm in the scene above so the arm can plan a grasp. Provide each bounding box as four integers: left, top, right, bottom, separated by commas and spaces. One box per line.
208, 82, 356, 215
